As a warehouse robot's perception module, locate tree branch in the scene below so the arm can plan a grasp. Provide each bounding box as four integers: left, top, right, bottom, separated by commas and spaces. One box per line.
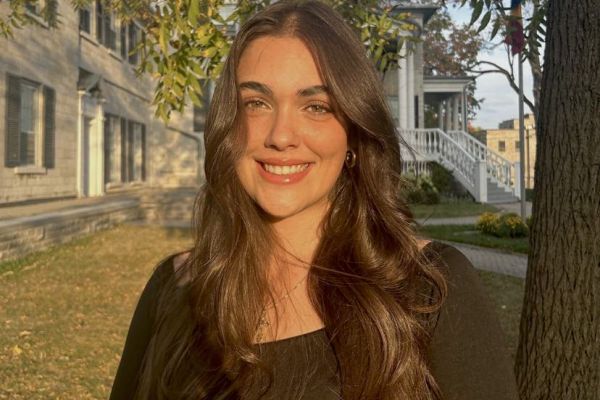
469, 61, 537, 114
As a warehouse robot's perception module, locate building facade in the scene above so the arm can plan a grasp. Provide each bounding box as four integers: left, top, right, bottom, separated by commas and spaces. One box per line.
479, 114, 537, 189
0, 1, 202, 204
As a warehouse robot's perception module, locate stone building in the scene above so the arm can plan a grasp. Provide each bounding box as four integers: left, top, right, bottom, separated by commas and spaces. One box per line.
0, 1, 203, 204
479, 114, 537, 189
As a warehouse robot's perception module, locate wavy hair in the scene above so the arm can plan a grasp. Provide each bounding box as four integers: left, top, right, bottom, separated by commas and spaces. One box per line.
135, 1, 447, 399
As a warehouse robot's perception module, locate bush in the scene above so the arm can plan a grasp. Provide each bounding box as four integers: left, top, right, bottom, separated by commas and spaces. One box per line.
476, 212, 529, 238
475, 212, 498, 235
404, 173, 440, 205
495, 213, 529, 238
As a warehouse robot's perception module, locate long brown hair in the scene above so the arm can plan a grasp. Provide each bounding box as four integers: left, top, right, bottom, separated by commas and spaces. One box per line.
135, 1, 447, 399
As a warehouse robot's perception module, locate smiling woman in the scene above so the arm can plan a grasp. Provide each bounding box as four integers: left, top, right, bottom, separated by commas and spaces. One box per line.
109, 1, 519, 400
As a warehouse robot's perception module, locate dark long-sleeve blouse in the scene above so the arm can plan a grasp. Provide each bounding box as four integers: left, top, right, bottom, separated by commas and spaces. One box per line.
109, 241, 520, 400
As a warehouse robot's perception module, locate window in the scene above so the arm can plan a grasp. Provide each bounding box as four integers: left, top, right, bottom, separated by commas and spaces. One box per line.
515, 140, 520, 151
104, 114, 121, 184
95, 0, 116, 50
127, 22, 140, 64
498, 140, 506, 152
79, 6, 91, 33
118, 118, 146, 183
5, 75, 55, 169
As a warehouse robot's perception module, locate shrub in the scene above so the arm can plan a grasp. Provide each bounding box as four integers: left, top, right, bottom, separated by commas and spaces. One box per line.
404, 173, 440, 205
476, 212, 499, 235
476, 212, 529, 238
495, 213, 529, 238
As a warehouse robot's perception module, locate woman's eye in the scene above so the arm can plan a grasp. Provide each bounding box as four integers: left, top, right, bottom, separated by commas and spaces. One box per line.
306, 103, 331, 114
244, 99, 269, 110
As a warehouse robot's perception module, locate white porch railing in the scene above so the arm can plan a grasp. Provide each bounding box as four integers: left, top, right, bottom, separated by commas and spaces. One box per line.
398, 128, 522, 202
447, 130, 519, 196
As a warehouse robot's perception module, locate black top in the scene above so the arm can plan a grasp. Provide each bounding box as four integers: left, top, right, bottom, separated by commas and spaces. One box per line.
110, 242, 520, 400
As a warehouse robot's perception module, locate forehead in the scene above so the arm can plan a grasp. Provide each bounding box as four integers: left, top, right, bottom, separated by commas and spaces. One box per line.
237, 36, 324, 89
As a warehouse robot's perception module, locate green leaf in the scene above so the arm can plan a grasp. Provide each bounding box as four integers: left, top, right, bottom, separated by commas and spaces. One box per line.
188, 0, 200, 26
469, 1, 484, 27
477, 11, 491, 33
159, 22, 169, 54
490, 17, 501, 40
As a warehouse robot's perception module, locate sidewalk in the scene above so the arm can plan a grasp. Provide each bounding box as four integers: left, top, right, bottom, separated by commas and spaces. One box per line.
416, 201, 531, 279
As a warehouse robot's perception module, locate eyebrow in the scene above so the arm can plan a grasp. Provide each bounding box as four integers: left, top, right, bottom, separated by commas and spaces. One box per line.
238, 81, 329, 97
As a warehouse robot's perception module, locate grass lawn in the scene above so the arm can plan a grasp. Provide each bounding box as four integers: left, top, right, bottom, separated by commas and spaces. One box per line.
420, 224, 529, 254
0, 225, 524, 398
476, 270, 525, 362
409, 200, 499, 219
0, 225, 192, 400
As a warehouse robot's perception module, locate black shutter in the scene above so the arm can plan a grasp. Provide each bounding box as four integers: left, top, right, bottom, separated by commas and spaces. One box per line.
120, 118, 127, 182
127, 120, 134, 181
43, 86, 55, 168
141, 124, 146, 181
96, 0, 103, 42
104, 116, 111, 183
5, 75, 21, 167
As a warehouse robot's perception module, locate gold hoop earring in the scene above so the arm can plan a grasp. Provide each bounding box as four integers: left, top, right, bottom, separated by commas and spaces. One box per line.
345, 150, 356, 168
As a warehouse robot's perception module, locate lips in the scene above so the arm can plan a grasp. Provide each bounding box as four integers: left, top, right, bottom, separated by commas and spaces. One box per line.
256, 159, 313, 184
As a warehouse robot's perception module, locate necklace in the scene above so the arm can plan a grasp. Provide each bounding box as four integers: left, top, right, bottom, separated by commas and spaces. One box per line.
255, 274, 308, 343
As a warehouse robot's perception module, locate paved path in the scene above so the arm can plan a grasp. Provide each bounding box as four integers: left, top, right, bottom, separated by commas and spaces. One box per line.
441, 241, 528, 279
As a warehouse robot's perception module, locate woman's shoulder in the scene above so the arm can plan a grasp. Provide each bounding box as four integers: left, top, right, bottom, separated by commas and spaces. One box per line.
419, 240, 472, 272
145, 251, 193, 293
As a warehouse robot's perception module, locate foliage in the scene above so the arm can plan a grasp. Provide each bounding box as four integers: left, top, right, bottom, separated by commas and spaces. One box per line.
476, 212, 529, 238
444, 0, 548, 116
0, 0, 419, 121
429, 162, 472, 199
475, 211, 499, 235
404, 173, 440, 205
422, 7, 484, 119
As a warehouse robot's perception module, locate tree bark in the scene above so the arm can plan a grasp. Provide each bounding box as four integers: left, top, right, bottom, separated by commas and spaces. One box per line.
515, 1, 600, 399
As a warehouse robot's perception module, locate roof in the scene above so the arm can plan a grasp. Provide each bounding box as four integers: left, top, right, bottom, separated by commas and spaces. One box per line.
391, 2, 439, 25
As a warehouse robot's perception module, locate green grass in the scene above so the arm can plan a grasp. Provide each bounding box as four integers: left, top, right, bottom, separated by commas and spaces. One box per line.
476, 270, 525, 361
409, 200, 499, 219
420, 224, 529, 254
0, 225, 192, 400
0, 225, 525, 398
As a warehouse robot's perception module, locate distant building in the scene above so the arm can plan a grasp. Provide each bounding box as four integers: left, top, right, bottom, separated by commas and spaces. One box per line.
482, 114, 536, 189
0, 1, 204, 204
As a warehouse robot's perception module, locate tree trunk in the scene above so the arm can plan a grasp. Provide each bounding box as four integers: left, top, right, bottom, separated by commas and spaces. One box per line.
515, 1, 600, 399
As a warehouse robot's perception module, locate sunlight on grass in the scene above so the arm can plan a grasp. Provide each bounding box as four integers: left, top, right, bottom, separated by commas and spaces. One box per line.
0, 225, 192, 399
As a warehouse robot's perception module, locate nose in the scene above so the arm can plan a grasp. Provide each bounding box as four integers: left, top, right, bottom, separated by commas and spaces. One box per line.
264, 106, 300, 151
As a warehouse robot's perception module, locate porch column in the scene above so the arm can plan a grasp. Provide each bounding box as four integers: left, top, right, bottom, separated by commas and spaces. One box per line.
445, 99, 452, 132
452, 95, 460, 131
398, 46, 408, 129
438, 102, 444, 130
462, 88, 468, 131
407, 51, 415, 129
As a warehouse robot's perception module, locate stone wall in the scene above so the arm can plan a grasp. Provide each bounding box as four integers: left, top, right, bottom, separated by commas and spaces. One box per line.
0, 200, 141, 262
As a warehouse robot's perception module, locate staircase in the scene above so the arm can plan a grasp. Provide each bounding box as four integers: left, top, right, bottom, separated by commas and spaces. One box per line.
398, 128, 520, 204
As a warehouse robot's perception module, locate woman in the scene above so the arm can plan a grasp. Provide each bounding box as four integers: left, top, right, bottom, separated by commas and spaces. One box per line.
110, 1, 519, 399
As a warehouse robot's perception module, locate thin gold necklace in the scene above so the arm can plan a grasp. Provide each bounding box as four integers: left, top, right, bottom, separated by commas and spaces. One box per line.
255, 274, 308, 343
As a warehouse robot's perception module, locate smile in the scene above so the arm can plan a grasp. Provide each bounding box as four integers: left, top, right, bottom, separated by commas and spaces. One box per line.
256, 160, 313, 184
262, 163, 310, 175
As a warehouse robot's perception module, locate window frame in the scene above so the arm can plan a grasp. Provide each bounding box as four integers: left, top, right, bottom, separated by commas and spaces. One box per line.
498, 140, 506, 152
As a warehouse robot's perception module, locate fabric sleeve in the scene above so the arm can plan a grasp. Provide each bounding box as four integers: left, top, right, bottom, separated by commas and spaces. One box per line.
428, 244, 520, 400
109, 256, 174, 400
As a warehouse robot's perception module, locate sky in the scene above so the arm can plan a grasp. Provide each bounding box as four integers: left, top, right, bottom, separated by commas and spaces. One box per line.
446, 5, 535, 129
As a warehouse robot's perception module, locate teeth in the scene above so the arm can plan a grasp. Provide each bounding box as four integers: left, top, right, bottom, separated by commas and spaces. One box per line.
263, 163, 309, 175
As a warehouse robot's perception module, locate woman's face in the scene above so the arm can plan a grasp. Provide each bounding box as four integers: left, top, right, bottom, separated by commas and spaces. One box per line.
235, 36, 348, 222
